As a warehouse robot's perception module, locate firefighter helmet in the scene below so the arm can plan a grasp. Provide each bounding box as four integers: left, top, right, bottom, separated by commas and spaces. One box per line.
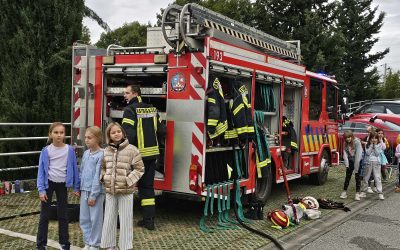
302, 196, 319, 210
267, 209, 290, 228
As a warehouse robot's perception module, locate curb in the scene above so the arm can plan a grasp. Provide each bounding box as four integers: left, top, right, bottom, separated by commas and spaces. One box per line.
263, 182, 396, 250
0, 228, 81, 250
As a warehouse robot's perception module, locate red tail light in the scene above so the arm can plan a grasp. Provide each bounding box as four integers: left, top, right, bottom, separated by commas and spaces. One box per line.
189, 164, 198, 192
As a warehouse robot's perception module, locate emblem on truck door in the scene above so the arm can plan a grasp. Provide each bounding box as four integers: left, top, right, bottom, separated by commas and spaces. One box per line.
171, 73, 186, 92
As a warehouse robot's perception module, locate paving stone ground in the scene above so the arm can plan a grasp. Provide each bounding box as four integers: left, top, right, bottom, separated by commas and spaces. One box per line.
0, 166, 396, 249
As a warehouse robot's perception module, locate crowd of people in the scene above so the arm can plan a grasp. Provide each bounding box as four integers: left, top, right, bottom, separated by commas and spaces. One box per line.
340, 126, 400, 202
36, 85, 164, 250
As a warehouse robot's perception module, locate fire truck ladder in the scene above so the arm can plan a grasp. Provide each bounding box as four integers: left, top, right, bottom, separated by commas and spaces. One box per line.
162, 3, 301, 62
71, 44, 106, 156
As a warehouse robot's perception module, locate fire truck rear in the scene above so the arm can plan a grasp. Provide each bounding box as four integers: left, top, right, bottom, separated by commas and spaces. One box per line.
71, 3, 340, 202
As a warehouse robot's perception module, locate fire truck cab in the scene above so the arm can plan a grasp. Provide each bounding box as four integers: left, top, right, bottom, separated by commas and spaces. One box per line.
71, 3, 340, 202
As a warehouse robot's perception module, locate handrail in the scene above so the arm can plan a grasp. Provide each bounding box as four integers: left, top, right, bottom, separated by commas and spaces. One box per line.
0, 123, 71, 126
0, 165, 39, 172
0, 151, 41, 157
0, 123, 72, 174
0, 136, 71, 142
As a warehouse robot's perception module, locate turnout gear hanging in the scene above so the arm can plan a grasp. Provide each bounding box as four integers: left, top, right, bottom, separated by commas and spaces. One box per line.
206, 77, 228, 139
228, 84, 254, 142
282, 116, 298, 152
254, 111, 271, 178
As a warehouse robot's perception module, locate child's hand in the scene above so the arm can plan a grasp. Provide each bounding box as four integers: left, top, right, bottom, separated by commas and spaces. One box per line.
88, 199, 96, 207
73, 191, 80, 197
39, 194, 48, 202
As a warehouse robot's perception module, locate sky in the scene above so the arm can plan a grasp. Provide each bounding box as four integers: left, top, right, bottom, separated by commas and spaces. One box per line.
83, 0, 400, 76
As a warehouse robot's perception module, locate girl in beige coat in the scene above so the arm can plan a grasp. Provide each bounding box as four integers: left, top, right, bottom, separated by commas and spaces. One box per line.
100, 122, 144, 250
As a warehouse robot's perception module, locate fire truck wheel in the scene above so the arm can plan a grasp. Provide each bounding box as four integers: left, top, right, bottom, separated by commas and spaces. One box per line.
309, 150, 330, 185
255, 165, 273, 203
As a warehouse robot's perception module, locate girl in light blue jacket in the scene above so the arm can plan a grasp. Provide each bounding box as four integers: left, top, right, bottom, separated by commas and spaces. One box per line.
361, 132, 385, 200
37, 122, 80, 250
80, 126, 104, 250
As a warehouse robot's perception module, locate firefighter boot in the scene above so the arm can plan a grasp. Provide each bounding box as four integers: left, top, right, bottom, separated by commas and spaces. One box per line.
244, 203, 259, 220
137, 217, 155, 230
257, 203, 264, 220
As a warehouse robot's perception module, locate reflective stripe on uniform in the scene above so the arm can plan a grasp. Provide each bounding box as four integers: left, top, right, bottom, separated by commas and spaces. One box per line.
233, 103, 244, 115
246, 126, 255, 133
137, 118, 144, 149
243, 96, 251, 108
235, 126, 247, 135
224, 129, 238, 139
208, 98, 216, 104
141, 198, 155, 206
208, 119, 218, 126
122, 118, 135, 126
139, 146, 160, 157
209, 120, 228, 139
291, 141, 298, 149
153, 116, 157, 131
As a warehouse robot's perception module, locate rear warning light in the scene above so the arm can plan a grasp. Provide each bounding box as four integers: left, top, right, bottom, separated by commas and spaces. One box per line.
189, 164, 198, 192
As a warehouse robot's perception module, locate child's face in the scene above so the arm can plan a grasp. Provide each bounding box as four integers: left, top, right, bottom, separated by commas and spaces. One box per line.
377, 131, 384, 138
85, 131, 98, 149
371, 137, 378, 144
50, 125, 65, 144
109, 125, 123, 143
345, 136, 352, 143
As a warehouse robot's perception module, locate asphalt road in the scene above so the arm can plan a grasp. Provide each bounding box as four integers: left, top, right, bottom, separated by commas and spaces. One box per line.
301, 188, 400, 250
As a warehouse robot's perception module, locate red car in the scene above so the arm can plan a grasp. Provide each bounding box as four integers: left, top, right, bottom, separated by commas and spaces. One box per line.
350, 113, 400, 126
339, 114, 400, 162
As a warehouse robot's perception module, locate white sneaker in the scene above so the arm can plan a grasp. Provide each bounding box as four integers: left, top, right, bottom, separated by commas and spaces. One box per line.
378, 194, 385, 200
89, 247, 100, 250
82, 246, 90, 250
354, 193, 361, 201
340, 191, 347, 199
366, 187, 374, 193
359, 192, 366, 198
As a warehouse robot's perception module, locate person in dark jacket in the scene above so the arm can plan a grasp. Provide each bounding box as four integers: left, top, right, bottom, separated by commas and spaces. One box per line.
122, 84, 165, 230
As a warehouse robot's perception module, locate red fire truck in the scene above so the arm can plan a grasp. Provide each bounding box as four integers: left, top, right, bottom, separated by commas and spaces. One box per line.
71, 3, 340, 202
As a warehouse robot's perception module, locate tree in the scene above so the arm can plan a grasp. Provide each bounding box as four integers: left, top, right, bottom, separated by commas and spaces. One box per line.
336, 0, 389, 101
81, 25, 92, 44
96, 21, 150, 48
253, 0, 344, 73
379, 71, 400, 99
84, 6, 111, 33
0, 0, 85, 178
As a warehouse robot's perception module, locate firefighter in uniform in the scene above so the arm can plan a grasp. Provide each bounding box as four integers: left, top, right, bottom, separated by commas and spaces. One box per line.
122, 84, 165, 230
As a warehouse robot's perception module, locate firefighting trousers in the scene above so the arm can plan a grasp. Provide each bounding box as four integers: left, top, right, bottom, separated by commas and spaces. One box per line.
138, 159, 156, 219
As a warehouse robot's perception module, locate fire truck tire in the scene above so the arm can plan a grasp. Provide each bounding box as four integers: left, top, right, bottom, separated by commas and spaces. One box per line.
309, 150, 330, 185
310, 150, 330, 186
254, 165, 273, 203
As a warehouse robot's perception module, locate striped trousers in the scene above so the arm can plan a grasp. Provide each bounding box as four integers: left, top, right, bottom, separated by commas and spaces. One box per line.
100, 193, 133, 250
